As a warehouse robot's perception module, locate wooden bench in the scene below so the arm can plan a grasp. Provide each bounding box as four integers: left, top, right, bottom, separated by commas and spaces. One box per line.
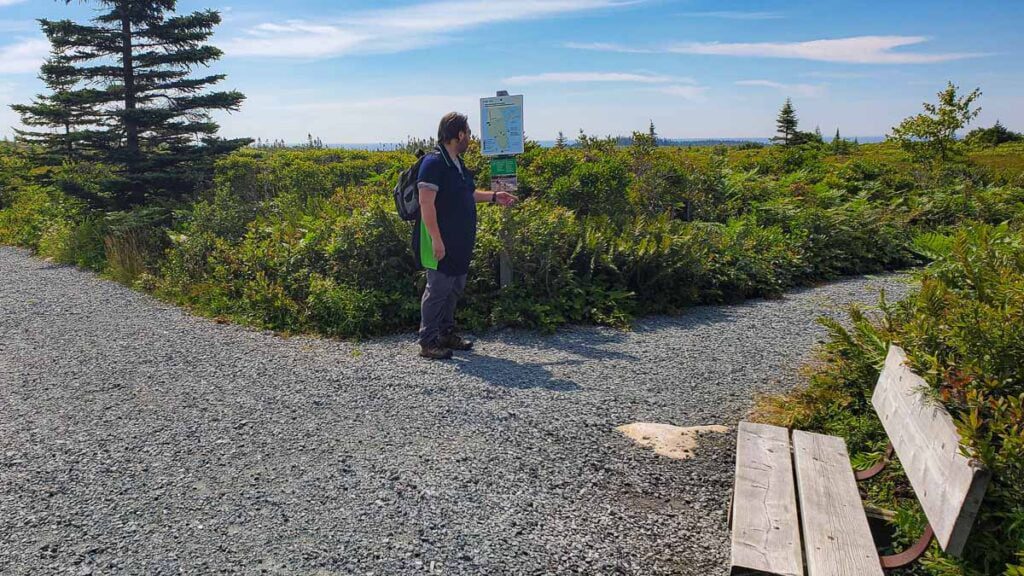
729, 344, 991, 575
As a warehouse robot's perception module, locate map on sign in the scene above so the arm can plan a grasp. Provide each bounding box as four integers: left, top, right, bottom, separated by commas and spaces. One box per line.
480, 95, 524, 156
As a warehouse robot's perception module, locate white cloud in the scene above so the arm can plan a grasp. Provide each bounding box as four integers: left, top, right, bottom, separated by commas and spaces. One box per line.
568, 36, 987, 64
667, 36, 985, 64
801, 71, 871, 79
351, 0, 639, 32
0, 81, 25, 135
503, 72, 692, 85
227, 22, 375, 58
225, 0, 639, 58
562, 41, 654, 54
677, 11, 782, 20
0, 0, 28, 6
654, 84, 709, 102
735, 79, 826, 98
212, 92, 482, 142
0, 38, 49, 74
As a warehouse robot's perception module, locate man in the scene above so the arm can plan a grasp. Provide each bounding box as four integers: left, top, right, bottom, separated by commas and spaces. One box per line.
415, 112, 518, 360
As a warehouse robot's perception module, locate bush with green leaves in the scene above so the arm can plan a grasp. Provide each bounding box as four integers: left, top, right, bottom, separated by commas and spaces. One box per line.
755, 222, 1024, 576
5, 139, 1023, 343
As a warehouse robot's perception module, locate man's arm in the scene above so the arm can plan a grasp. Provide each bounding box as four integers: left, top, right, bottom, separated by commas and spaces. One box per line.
473, 189, 519, 205
419, 184, 445, 260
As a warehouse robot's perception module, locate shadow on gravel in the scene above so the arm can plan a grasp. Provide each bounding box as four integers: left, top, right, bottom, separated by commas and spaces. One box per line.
484, 328, 639, 363
451, 354, 582, 392
631, 304, 743, 334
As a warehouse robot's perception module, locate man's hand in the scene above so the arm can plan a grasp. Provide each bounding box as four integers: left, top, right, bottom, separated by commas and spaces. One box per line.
432, 236, 446, 262
495, 191, 519, 206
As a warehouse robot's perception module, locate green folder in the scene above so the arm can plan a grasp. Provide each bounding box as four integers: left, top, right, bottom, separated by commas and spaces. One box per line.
419, 220, 438, 270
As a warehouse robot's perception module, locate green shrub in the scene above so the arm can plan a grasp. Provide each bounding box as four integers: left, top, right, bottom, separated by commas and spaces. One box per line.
99, 207, 172, 285
38, 214, 107, 270
7, 141, 1022, 350
307, 274, 411, 338
0, 185, 80, 249
755, 222, 1024, 575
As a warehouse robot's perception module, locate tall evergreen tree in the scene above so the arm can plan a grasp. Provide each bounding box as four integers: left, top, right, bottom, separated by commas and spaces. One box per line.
23, 0, 251, 209
772, 98, 799, 145
648, 120, 658, 146
10, 49, 105, 163
554, 131, 567, 149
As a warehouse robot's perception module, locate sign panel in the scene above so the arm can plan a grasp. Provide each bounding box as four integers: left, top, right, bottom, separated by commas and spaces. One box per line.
490, 157, 516, 176
491, 175, 518, 193
480, 94, 524, 156
489, 157, 517, 192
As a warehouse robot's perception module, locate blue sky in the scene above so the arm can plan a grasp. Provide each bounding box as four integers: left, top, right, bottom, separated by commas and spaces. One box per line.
1, 0, 1021, 143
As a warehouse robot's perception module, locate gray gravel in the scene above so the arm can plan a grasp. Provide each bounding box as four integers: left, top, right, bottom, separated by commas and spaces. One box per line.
0, 246, 914, 575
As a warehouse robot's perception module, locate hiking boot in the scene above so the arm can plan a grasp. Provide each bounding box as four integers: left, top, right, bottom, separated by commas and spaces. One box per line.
419, 343, 453, 360
440, 332, 474, 351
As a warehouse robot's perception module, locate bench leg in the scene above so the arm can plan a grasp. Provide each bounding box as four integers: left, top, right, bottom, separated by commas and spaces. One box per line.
855, 442, 894, 481
880, 524, 935, 570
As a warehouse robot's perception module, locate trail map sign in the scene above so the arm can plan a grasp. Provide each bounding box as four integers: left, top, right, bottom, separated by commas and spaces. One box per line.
481, 92, 523, 289
480, 94, 524, 156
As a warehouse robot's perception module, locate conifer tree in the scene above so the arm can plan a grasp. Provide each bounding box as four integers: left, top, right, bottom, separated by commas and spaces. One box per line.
10, 49, 104, 163
772, 98, 799, 145
648, 120, 658, 146
555, 131, 567, 149
831, 128, 849, 154
20, 0, 251, 209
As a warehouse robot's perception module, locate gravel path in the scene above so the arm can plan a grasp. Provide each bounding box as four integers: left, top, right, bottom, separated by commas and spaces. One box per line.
0, 246, 914, 575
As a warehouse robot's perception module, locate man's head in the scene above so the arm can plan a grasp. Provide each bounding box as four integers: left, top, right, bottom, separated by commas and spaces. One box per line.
438, 112, 471, 155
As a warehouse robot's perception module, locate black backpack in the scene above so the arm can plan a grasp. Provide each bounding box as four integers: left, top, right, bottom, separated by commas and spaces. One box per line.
394, 149, 428, 221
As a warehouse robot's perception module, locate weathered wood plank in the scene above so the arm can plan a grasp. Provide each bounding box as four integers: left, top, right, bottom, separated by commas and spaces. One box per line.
792, 430, 883, 576
729, 422, 802, 576
872, 344, 990, 556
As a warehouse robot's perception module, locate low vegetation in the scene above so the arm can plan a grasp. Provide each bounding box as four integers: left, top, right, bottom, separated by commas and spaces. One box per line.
754, 222, 1023, 575
3, 82, 1022, 574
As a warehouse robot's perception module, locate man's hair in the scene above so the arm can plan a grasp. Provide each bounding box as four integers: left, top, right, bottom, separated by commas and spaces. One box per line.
438, 112, 470, 144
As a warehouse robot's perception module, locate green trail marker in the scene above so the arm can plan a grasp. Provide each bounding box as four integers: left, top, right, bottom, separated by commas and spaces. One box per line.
490, 157, 517, 176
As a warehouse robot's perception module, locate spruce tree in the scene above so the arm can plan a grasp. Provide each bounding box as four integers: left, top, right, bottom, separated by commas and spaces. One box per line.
772, 98, 798, 145
555, 131, 567, 149
10, 49, 105, 164
648, 120, 658, 146
831, 128, 848, 154
26, 1, 250, 209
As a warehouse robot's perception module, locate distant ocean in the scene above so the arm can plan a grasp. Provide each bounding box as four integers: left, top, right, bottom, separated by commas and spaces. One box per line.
320, 136, 887, 151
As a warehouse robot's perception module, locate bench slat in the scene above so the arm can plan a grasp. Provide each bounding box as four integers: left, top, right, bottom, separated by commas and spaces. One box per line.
872, 345, 990, 556
730, 422, 803, 576
792, 430, 883, 576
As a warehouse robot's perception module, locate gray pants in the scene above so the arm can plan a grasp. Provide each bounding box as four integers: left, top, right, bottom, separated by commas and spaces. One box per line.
419, 270, 467, 346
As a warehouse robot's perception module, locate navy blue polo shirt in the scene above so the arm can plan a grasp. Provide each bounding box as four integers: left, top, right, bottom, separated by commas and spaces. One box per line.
413, 145, 477, 276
